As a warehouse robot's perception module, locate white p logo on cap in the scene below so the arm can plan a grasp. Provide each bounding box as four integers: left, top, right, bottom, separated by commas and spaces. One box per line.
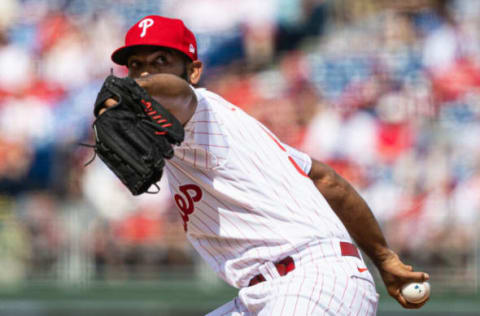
138, 18, 154, 38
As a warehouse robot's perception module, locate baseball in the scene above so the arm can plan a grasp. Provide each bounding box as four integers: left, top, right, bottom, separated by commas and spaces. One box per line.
401, 282, 430, 303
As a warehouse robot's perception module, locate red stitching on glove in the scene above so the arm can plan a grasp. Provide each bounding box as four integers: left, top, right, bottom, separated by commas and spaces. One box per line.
139, 99, 172, 136
141, 100, 152, 109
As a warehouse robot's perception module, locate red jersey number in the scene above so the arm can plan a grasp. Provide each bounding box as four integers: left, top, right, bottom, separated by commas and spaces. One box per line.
174, 184, 203, 231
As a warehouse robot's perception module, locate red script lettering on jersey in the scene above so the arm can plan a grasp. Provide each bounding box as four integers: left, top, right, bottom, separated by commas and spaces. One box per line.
174, 184, 203, 231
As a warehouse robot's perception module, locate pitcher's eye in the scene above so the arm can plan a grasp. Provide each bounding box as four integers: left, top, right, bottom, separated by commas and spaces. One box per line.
128, 60, 141, 69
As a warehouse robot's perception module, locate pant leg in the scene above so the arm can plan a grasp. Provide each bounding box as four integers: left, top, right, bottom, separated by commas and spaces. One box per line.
237, 241, 380, 315
339, 275, 379, 316
256, 271, 342, 316
242, 270, 378, 316
206, 297, 252, 316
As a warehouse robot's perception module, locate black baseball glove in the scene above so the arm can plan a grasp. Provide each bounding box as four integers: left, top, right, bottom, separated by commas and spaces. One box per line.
89, 75, 184, 195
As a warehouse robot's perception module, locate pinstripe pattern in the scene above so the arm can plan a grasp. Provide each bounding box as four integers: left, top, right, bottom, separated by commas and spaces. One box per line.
207, 242, 378, 316
163, 88, 378, 315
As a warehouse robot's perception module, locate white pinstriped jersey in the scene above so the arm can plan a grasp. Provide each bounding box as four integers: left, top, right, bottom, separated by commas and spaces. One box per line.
164, 87, 354, 289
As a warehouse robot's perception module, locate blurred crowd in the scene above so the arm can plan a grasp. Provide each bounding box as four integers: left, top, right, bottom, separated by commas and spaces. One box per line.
0, 0, 478, 288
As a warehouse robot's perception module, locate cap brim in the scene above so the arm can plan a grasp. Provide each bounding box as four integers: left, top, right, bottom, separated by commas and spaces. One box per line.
111, 45, 145, 65
111, 44, 195, 66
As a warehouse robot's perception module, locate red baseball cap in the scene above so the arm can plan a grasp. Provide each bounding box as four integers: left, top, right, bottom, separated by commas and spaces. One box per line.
111, 15, 198, 65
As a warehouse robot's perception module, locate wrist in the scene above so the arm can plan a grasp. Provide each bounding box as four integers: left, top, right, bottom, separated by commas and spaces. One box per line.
370, 246, 394, 268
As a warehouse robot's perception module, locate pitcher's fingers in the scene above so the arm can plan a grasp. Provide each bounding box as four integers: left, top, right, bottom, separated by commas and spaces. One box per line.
105, 98, 118, 108
398, 270, 429, 282
394, 290, 424, 309
399, 294, 430, 309
99, 99, 118, 115
397, 262, 413, 271
393, 291, 410, 308
412, 296, 429, 308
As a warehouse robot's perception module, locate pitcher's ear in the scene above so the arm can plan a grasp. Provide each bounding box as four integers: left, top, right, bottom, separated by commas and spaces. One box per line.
189, 60, 203, 85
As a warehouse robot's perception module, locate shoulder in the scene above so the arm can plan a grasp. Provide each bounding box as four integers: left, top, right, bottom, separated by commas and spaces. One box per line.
191, 87, 238, 110
184, 87, 238, 133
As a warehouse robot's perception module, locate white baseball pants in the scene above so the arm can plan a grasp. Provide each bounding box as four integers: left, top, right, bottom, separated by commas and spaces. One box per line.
206, 240, 379, 315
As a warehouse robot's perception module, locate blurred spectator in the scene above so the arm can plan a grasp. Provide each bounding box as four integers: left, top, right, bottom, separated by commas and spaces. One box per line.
275, 0, 328, 54
422, 0, 480, 103
0, 0, 19, 30
39, 12, 91, 89
302, 105, 377, 166
0, 30, 34, 94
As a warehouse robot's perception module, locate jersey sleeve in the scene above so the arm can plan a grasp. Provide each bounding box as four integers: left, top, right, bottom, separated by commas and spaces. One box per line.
249, 113, 313, 175
281, 142, 312, 175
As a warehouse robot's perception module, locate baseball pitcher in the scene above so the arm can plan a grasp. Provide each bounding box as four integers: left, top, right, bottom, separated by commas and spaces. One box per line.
91, 15, 429, 315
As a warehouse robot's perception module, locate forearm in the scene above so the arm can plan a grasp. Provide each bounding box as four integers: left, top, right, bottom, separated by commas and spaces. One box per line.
309, 160, 391, 267
135, 73, 196, 125
331, 179, 390, 267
